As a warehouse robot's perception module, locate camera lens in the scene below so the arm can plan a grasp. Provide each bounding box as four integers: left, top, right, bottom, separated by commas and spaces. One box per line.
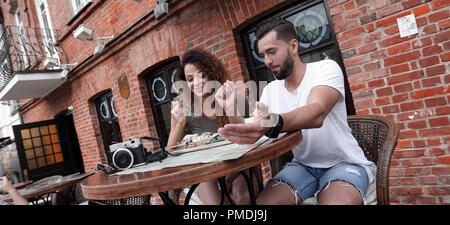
112, 148, 134, 170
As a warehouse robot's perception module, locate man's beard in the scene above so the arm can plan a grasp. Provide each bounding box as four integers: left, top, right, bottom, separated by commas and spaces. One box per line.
273, 51, 294, 80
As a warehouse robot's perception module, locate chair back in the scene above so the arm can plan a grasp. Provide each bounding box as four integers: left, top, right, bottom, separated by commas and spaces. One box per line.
347, 115, 399, 205
88, 195, 151, 205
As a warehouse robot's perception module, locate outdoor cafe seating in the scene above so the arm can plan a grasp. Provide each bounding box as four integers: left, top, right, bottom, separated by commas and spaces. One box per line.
86, 114, 399, 205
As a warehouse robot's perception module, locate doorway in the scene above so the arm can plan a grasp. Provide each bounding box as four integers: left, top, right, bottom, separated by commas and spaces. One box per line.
55, 109, 84, 174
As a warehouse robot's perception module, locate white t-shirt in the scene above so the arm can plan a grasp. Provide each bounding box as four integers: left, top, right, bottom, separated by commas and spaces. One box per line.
259, 60, 376, 183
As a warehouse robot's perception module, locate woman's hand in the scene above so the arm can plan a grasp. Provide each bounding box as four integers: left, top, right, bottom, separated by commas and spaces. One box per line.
215, 80, 246, 117
171, 100, 187, 126
215, 80, 237, 116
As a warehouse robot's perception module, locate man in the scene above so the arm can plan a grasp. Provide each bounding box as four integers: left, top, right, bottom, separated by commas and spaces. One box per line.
218, 19, 376, 205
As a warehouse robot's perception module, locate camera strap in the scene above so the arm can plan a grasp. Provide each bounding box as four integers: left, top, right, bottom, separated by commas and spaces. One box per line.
141, 136, 169, 163
146, 150, 168, 163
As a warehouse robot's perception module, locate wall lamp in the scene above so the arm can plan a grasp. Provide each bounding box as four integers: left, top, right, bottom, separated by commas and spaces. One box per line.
73, 24, 114, 56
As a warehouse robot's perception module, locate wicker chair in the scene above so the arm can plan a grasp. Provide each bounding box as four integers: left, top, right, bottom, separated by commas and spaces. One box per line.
347, 115, 399, 205
88, 195, 152, 205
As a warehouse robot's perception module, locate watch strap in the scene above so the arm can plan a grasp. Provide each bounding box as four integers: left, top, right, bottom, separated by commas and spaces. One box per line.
264, 114, 283, 138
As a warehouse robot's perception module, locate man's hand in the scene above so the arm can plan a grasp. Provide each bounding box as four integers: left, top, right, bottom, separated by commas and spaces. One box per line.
218, 102, 271, 144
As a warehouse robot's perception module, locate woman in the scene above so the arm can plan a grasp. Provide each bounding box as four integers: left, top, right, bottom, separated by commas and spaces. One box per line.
167, 48, 260, 205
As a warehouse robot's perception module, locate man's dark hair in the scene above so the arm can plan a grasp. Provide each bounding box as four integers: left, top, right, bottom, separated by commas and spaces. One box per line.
255, 19, 299, 43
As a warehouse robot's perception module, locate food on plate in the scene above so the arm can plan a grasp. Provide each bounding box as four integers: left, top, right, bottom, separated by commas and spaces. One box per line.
171, 132, 225, 151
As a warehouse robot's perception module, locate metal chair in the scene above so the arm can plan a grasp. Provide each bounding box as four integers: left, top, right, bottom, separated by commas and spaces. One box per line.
347, 115, 399, 205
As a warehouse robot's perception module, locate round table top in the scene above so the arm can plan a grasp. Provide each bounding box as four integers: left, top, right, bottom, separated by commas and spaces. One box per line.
81, 131, 302, 200
1, 172, 93, 202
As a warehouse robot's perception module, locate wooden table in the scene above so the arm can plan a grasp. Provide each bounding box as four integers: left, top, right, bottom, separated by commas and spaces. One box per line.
13, 180, 33, 189
1, 172, 94, 205
81, 131, 302, 204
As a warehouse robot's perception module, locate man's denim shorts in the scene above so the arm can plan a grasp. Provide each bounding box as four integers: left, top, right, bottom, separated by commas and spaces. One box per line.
271, 161, 369, 204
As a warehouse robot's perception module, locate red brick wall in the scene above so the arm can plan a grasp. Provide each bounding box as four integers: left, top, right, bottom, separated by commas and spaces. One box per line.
329, 0, 449, 204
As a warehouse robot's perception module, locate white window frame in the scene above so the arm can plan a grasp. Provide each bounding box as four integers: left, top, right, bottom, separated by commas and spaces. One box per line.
34, 0, 59, 61
71, 0, 92, 15
14, 8, 30, 68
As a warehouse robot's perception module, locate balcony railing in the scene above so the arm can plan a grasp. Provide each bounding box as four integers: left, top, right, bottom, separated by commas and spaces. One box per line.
0, 25, 69, 93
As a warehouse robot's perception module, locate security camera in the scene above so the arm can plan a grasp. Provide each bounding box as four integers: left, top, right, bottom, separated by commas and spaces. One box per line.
43, 57, 59, 68
73, 24, 93, 41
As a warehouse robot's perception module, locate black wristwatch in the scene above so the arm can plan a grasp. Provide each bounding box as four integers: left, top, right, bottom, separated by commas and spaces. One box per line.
264, 113, 284, 138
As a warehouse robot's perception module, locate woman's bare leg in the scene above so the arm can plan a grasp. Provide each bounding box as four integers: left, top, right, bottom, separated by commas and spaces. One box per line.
198, 171, 261, 205
198, 180, 223, 205
229, 171, 261, 205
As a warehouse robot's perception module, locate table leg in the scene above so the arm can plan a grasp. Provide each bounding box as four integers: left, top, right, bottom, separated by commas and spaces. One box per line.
179, 168, 257, 206
239, 167, 256, 205
184, 184, 199, 205
218, 177, 236, 205
33, 191, 68, 205
158, 191, 176, 205
69, 185, 77, 204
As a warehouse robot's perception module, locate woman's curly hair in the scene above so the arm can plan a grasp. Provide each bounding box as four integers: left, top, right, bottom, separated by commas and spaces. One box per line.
178, 48, 227, 84
177, 48, 230, 127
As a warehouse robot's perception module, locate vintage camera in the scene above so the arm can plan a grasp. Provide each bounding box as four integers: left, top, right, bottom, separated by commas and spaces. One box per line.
109, 136, 168, 170
110, 138, 147, 170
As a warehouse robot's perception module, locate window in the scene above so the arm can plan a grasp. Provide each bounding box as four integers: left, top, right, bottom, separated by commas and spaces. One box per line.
145, 60, 180, 146
95, 91, 122, 164
34, 0, 59, 60
20, 124, 64, 170
285, 3, 337, 62
13, 114, 84, 180
13, 120, 68, 180
241, 0, 355, 114
71, 0, 92, 15
14, 8, 30, 69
